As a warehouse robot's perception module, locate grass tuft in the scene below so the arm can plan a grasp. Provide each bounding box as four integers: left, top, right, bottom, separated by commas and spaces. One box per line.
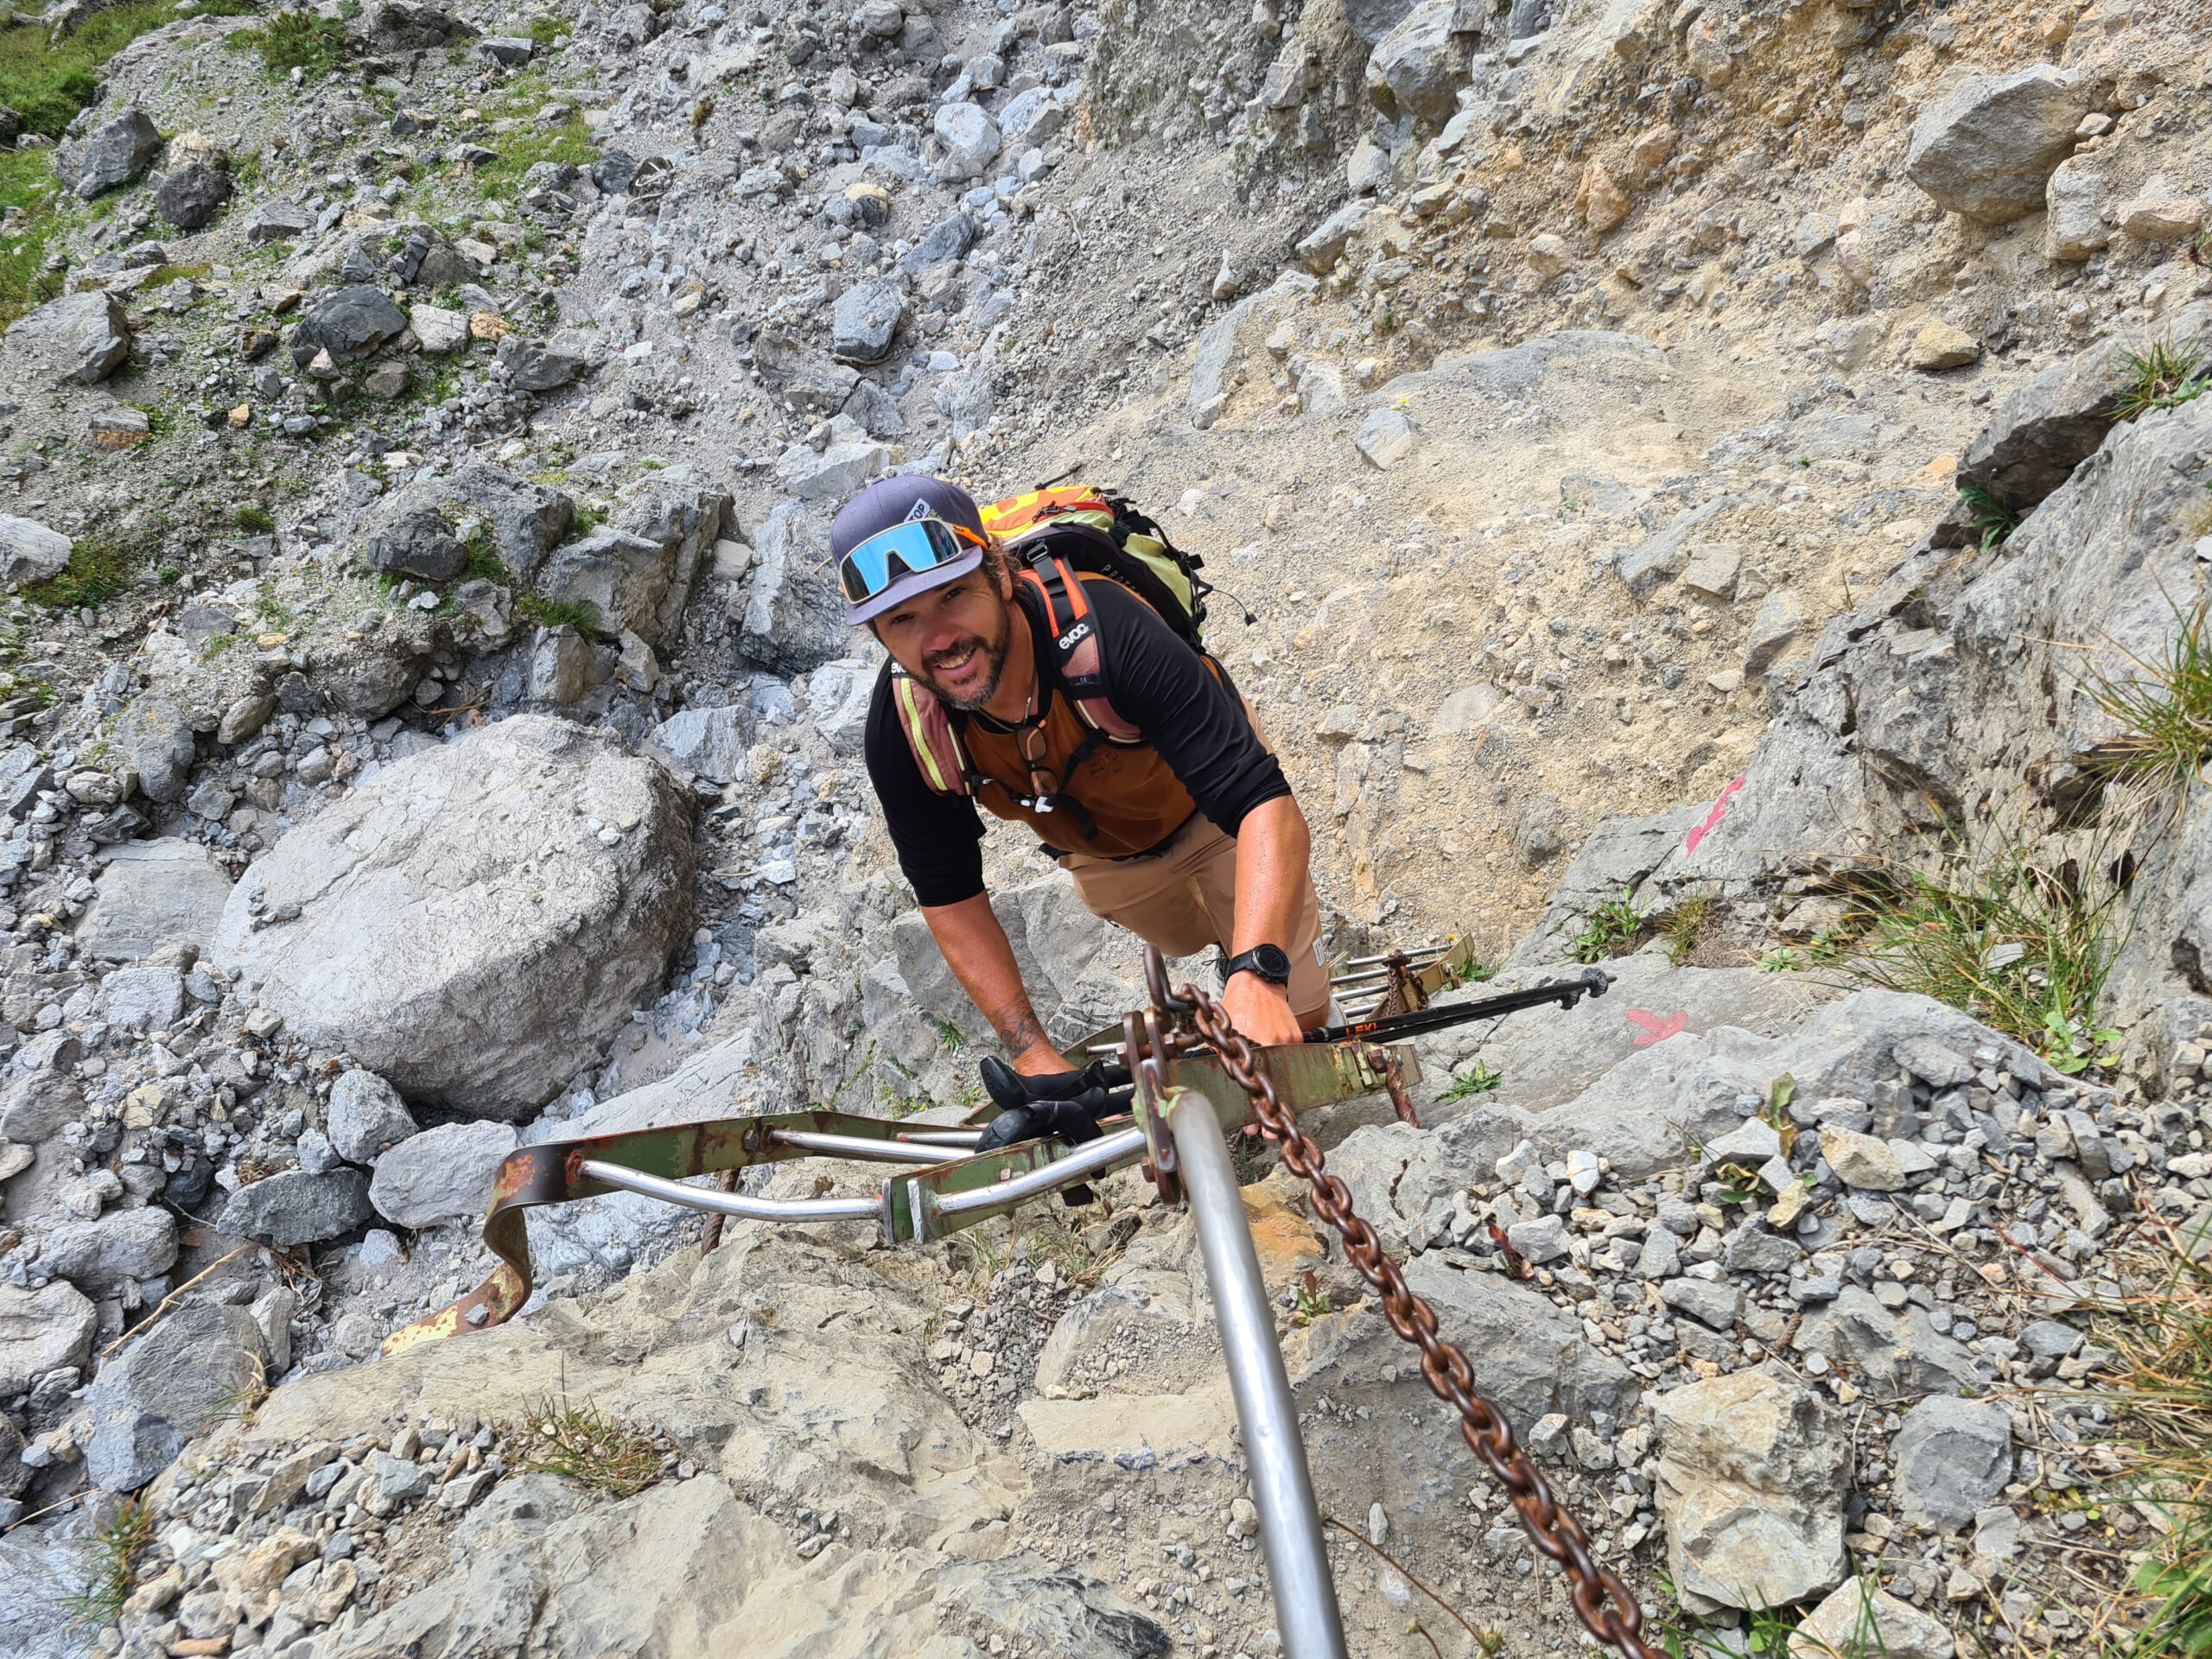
1569, 887, 1648, 965
62, 1497, 156, 1632
232, 504, 276, 535
22, 532, 143, 610
1841, 823, 2128, 1076
514, 591, 602, 634
2113, 337, 2211, 423
227, 8, 353, 79
514, 1395, 663, 1499
2082, 594, 2212, 793
1662, 894, 1716, 967
1961, 483, 2020, 555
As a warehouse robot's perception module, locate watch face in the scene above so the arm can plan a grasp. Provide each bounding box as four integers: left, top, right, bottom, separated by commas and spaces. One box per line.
1252, 944, 1292, 982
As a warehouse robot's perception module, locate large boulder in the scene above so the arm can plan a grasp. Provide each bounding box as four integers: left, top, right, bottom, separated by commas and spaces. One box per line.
60, 109, 161, 198
288, 284, 410, 369
86, 1304, 269, 1491
738, 504, 847, 676
0, 1281, 99, 1397
75, 839, 236, 961
211, 717, 696, 1119
1653, 1365, 1848, 1611
831, 280, 903, 365
932, 101, 1001, 181
534, 480, 728, 648
113, 693, 197, 804
1904, 67, 2089, 225
0, 515, 72, 588
154, 161, 232, 230
1365, 0, 1469, 126
217, 1168, 375, 1249
40, 1207, 179, 1297
3, 290, 132, 385
368, 1120, 518, 1228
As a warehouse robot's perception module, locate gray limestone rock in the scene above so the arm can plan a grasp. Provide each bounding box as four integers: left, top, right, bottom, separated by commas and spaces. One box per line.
648, 704, 758, 784
219, 1168, 375, 1249
739, 503, 847, 677
932, 101, 1001, 181
0, 515, 72, 588
101, 965, 183, 1032
3, 289, 132, 385
288, 285, 410, 369
41, 1206, 178, 1296
327, 1069, 418, 1164
365, 490, 467, 582
212, 717, 696, 1119
244, 199, 315, 243
1904, 67, 2089, 225
1744, 590, 1803, 677
753, 330, 861, 415
0, 1281, 99, 1398
86, 1304, 270, 1491
113, 693, 196, 804
62, 109, 162, 198
153, 162, 232, 230
1365, 0, 1468, 125
1654, 1365, 1848, 1611
498, 333, 595, 392
75, 840, 235, 961
899, 211, 977, 276
445, 467, 575, 578
369, 1121, 519, 1229
1342, 0, 1422, 44
1891, 1395, 2013, 1531
831, 280, 903, 365
1294, 200, 1376, 276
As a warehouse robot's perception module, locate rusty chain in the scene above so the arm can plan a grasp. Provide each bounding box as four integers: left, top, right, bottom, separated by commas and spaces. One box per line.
1176, 979, 1663, 1659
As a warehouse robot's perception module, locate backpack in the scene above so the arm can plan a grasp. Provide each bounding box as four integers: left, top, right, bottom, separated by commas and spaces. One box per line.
889, 484, 1224, 804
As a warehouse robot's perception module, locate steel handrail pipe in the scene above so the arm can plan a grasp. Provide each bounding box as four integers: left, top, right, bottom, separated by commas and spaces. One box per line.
1166, 1090, 1348, 1659
575, 1160, 880, 1222
933, 1126, 1147, 1216
769, 1128, 959, 1165
893, 1129, 987, 1147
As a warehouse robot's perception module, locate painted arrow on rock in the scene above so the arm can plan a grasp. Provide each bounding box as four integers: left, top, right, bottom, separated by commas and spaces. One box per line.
1625, 1008, 1688, 1046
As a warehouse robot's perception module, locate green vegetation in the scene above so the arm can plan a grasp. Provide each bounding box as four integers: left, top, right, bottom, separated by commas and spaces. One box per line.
1438, 1063, 1501, 1103
467, 68, 600, 198
1846, 829, 2127, 1075
1960, 483, 2020, 555
527, 14, 567, 46
2083, 595, 2212, 793
232, 504, 276, 535
1568, 887, 1648, 965
937, 1020, 965, 1052
0, 149, 66, 329
514, 1395, 663, 1499
1662, 894, 1716, 967
514, 591, 601, 633
22, 532, 143, 610
62, 1497, 156, 1631
1761, 929, 1852, 975
226, 7, 353, 79
2113, 336, 2211, 423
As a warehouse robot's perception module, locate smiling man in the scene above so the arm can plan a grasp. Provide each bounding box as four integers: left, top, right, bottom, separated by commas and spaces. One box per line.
838, 475, 1329, 1113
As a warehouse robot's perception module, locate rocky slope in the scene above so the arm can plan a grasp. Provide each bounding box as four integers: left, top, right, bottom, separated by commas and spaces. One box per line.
3, 0, 2212, 1655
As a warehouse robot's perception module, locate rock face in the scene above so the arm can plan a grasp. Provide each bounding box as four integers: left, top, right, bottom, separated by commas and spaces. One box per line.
4, 290, 133, 385
0, 514, 72, 588
62, 109, 162, 197
75, 838, 236, 961
1653, 1366, 1848, 1611
368, 1121, 518, 1228
1904, 67, 2088, 224
1365, 0, 1467, 125
212, 716, 696, 1119
86, 1305, 269, 1491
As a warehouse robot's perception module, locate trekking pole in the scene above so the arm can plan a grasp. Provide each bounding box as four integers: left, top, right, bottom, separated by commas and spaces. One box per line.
1166, 1087, 1348, 1659
1302, 967, 1611, 1046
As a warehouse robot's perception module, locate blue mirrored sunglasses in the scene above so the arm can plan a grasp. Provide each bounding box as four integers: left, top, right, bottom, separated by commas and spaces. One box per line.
838, 516, 987, 605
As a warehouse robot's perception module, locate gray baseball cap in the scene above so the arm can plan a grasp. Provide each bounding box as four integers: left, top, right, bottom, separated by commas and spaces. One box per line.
831, 475, 990, 625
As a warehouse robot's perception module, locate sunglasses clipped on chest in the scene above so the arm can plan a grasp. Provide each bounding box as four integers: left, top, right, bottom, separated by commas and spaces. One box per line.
838, 515, 988, 605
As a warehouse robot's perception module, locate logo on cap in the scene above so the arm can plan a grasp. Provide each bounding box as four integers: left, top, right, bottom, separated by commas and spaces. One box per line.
901, 497, 932, 523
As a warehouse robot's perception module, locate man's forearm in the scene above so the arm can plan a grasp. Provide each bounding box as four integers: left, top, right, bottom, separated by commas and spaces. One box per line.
918, 893, 1069, 1072
1230, 793, 1312, 958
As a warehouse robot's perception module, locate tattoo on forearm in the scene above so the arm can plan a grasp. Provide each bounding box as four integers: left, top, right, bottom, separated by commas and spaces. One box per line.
988, 998, 1049, 1057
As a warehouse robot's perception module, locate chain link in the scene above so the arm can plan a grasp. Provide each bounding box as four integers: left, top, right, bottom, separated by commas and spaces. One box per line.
1180, 982, 1663, 1659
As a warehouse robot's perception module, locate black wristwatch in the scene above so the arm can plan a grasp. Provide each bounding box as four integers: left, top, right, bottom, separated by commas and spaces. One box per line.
1223, 944, 1294, 989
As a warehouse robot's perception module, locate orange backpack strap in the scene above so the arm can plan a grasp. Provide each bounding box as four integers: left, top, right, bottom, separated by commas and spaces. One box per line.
889, 666, 975, 798
1020, 558, 1141, 742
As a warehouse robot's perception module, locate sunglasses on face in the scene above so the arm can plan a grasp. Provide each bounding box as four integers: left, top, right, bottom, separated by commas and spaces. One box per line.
837, 516, 988, 605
